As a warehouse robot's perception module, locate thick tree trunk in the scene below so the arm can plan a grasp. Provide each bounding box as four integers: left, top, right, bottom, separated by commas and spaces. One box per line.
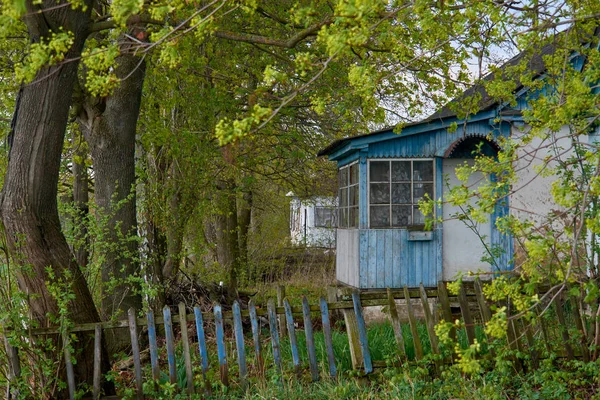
81, 52, 145, 353
0, 2, 113, 394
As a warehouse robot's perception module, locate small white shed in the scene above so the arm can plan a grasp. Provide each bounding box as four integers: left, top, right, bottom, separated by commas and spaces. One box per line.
287, 192, 337, 248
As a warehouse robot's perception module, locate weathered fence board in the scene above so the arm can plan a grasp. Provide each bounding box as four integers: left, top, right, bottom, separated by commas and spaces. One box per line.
319, 297, 337, 379
302, 296, 320, 382
403, 285, 424, 360
163, 306, 177, 384
128, 308, 143, 399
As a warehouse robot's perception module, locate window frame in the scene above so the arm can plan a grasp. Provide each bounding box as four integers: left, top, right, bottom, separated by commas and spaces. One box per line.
337, 161, 359, 229
367, 158, 435, 228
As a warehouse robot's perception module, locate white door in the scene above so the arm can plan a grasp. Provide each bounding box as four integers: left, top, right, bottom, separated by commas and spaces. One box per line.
442, 158, 492, 280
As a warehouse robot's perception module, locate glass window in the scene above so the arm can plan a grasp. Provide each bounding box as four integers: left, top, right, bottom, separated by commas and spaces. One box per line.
315, 207, 337, 228
338, 162, 359, 228
368, 159, 435, 228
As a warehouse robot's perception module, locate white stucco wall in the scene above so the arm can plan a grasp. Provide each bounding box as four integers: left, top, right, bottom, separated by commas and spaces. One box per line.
442, 158, 492, 280
510, 125, 574, 225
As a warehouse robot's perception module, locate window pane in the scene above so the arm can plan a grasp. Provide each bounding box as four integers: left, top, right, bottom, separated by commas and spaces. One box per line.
392, 183, 411, 204
413, 183, 433, 202
370, 161, 389, 182
392, 161, 411, 181
413, 161, 433, 181
392, 205, 411, 227
413, 206, 426, 225
339, 208, 348, 228
340, 188, 348, 207
350, 207, 359, 227
339, 167, 348, 187
350, 163, 359, 185
349, 186, 358, 206
315, 207, 334, 227
370, 183, 390, 204
370, 206, 390, 227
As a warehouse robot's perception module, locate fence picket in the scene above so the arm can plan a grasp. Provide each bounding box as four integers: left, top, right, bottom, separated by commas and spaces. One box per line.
178, 303, 194, 395
403, 285, 423, 360
248, 300, 264, 378
163, 306, 177, 384
437, 282, 455, 339
128, 308, 143, 399
232, 301, 248, 388
214, 303, 229, 386
386, 288, 406, 359
474, 278, 491, 323
340, 288, 363, 369
277, 286, 287, 337
319, 297, 337, 379
419, 284, 441, 373
194, 306, 211, 394
284, 299, 301, 376
62, 331, 76, 400
147, 310, 161, 381
302, 296, 319, 382
93, 324, 102, 400
268, 299, 283, 377
352, 291, 373, 374
458, 284, 476, 346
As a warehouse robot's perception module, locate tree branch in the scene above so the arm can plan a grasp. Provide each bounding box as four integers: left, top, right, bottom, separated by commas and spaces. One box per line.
213, 18, 331, 49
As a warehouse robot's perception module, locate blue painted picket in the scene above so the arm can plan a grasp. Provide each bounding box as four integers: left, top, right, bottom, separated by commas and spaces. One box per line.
232, 301, 248, 387
352, 292, 373, 373
248, 300, 264, 377
284, 298, 301, 376
146, 310, 160, 380
163, 306, 177, 384
267, 299, 283, 377
214, 303, 229, 386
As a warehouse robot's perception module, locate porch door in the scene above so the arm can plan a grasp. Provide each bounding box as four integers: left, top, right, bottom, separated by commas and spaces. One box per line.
442, 158, 492, 280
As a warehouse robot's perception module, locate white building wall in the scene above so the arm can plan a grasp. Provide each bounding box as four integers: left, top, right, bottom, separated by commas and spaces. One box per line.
288, 195, 337, 248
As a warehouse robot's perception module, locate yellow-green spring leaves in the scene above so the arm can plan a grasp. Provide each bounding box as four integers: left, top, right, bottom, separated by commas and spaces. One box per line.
215, 105, 273, 145
110, 0, 144, 26
82, 45, 120, 97
16, 32, 74, 83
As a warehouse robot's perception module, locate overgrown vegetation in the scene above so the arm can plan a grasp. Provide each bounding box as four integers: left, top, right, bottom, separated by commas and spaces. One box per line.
0, 0, 599, 398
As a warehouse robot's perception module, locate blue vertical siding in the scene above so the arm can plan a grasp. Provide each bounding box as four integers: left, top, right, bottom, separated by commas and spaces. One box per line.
358, 229, 440, 288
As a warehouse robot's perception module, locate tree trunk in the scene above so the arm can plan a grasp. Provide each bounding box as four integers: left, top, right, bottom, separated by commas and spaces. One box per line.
72, 130, 89, 269
81, 52, 145, 353
215, 178, 240, 293
238, 189, 252, 278
0, 1, 113, 394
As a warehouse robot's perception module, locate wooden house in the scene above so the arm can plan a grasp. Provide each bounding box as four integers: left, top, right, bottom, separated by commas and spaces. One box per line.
319, 42, 597, 289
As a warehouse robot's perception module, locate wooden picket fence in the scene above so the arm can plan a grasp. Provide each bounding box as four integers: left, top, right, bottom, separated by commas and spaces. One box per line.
2, 280, 592, 399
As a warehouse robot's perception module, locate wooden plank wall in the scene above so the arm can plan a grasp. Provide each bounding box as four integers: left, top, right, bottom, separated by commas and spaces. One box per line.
359, 229, 440, 288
